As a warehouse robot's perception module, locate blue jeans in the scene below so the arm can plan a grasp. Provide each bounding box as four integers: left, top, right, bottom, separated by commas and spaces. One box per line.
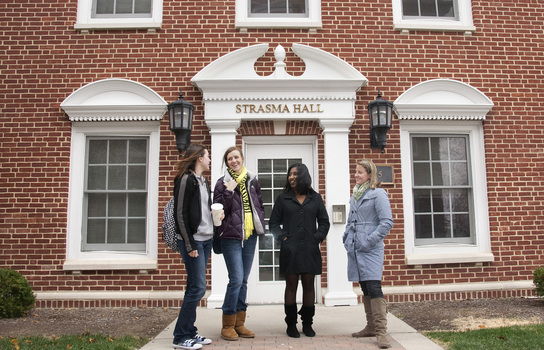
221, 234, 257, 315
173, 239, 212, 343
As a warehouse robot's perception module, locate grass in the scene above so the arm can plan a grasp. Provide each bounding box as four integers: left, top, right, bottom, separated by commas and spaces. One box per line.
425, 323, 544, 350
0, 334, 148, 350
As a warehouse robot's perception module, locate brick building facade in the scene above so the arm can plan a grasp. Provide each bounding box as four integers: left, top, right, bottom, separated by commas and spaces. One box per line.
1, 0, 543, 308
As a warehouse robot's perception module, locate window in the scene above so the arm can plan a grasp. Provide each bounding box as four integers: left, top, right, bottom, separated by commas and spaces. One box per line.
75, 0, 163, 31
235, 0, 321, 30
392, 0, 475, 33
61, 78, 167, 270
83, 138, 148, 252
412, 135, 473, 245
93, 0, 152, 18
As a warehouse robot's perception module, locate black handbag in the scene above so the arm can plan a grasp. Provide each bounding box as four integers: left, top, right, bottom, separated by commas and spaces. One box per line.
212, 234, 222, 254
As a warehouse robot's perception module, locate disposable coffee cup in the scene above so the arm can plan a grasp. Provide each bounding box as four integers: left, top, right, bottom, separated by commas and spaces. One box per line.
211, 203, 224, 226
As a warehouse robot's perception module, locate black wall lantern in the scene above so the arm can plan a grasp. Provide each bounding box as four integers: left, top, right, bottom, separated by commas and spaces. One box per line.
367, 90, 393, 153
168, 90, 194, 156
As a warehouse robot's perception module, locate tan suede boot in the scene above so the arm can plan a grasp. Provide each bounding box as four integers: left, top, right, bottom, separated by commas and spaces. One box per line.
352, 295, 375, 337
371, 298, 390, 349
221, 313, 239, 341
234, 310, 255, 338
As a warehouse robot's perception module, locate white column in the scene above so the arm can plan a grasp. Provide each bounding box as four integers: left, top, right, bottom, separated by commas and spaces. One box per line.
320, 119, 358, 306
206, 119, 240, 309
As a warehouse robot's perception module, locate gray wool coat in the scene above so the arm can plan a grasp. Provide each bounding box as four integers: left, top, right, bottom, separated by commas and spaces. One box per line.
343, 187, 393, 282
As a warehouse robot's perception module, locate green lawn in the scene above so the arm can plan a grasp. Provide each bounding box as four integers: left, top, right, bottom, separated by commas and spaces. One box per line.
425, 323, 544, 350
0, 334, 147, 350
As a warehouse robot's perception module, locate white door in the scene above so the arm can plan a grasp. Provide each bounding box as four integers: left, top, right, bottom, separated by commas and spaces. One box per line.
244, 137, 317, 304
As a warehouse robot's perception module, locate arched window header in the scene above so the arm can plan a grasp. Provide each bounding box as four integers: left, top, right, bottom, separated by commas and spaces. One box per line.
61, 78, 167, 122
393, 79, 493, 120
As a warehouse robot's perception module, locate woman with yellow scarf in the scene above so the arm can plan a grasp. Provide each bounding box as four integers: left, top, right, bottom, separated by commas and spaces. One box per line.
213, 146, 266, 341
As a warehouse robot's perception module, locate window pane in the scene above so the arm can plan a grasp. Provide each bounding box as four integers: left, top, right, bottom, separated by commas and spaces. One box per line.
88, 193, 107, 217
451, 189, 469, 211
433, 214, 450, 238
451, 162, 468, 185
107, 219, 126, 243
432, 162, 450, 186
259, 174, 272, 188
127, 219, 146, 243
415, 214, 432, 238
432, 189, 450, 212
273, 173, 286, 188
452, 214, 470, 237
89, 140, 107, 164
251, 0, 268, 13
420, 0, 437, 16
413, 163, 431, 186
128, 165, 146, 190
129, 139, 147, 163
264, 204, 273, 219
270, 0, 287, 13
109, 140, 127, 164
134, 0, 152, 14
260, 251, 273, 265
258, 159, 272, 172
259, 267, 274, 281
87, 166, 107, 190
116, 0, 133, 14
413, 189, 431, 213
108, 193, 126, 216
412, 137, 429, 160
402, 0, 419, 16
289, 0, 305, 13
87, 219, 106, 243
259, 234, 274, 249
449, 137, 467, 160
437, 0, 455, 17
108, 165, 127, 189
273, 159, 287, 172
430, 137, 448, 160
96, 0, 114, 14
128, 193, 146, 216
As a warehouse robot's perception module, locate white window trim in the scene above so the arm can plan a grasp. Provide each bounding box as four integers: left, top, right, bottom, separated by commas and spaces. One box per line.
74, 0, 163, 31
64, 121, 160, 271
235, 0, 322, 30
400, 120, 493, 265
392, 0, 476, 33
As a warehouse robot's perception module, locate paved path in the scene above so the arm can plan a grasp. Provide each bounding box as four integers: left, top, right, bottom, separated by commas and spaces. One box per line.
140, 304, 443, 350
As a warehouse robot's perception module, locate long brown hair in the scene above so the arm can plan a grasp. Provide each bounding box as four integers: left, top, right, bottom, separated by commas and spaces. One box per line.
175, 144, 207, 178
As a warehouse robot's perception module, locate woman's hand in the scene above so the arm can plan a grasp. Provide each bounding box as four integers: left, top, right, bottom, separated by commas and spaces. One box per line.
189, 250, 199, 258
224, 179, 237, 192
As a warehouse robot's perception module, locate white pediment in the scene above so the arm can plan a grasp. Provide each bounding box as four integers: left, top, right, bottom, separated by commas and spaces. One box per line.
394, 79, 493, 120
61, 78, 167, 121
191, 43, 368, 98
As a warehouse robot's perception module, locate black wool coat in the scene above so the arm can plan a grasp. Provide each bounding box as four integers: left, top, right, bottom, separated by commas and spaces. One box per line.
269, 188, 330, 275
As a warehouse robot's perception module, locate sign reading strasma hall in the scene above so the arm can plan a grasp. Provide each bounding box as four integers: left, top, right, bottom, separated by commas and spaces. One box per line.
236, 103, 324, 114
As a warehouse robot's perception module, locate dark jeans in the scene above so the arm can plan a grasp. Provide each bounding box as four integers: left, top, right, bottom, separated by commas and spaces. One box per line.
359, 280, 384, 299
220, 234, 257, 315
173, 239, 212, 343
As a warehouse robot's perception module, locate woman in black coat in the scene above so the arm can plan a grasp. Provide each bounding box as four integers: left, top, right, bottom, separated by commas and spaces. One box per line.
269, 163, 330, 338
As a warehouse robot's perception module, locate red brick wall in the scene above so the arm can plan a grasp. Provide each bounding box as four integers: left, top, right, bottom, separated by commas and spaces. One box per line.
1, 0, 544, 305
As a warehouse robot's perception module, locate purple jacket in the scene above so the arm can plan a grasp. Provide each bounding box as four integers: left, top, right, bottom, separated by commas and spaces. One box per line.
213, 169, 265, 240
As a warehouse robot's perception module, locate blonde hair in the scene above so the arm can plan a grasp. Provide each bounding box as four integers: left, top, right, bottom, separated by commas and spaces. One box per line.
357, 159, 380, 189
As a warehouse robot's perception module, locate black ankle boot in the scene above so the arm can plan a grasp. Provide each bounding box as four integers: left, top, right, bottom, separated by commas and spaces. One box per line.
298, 305, 316, 337
284, 304, 300, 338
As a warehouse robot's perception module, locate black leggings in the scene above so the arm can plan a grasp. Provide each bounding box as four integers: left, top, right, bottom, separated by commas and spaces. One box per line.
359, 280, 384, 299
284, 273, 315, 306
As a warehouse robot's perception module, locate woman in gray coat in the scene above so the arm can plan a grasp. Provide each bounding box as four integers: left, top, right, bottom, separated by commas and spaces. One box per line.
343, 159, 393, 349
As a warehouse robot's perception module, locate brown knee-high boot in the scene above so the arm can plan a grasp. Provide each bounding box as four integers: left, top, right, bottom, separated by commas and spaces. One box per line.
352, 295, 375, 337
371, 298, 390, 349
234, 310, 255, 338
221, 313, 239, 341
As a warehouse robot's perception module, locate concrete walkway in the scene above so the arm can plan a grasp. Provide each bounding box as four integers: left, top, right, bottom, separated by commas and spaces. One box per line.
140, 304, 443, 350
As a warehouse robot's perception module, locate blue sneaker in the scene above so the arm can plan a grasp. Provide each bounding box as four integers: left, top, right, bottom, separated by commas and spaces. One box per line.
173, 338, 202, 350
193, 333, 212, 345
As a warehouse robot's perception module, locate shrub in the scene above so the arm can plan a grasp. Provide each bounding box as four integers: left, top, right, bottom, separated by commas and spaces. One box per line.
0, 269, 36, 319
533, 267, 544, 297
